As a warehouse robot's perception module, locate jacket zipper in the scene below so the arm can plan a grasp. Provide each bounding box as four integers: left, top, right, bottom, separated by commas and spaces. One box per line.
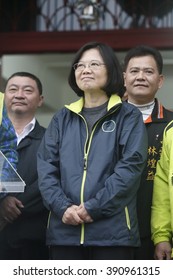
80, 116, 89, 244
79, 104, 121, 244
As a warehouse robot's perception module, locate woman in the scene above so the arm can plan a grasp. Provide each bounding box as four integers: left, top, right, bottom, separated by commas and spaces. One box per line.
37, 41, 147, 260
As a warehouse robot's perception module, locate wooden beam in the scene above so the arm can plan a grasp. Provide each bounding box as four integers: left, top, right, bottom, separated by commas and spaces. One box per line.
1, 28, 173, 54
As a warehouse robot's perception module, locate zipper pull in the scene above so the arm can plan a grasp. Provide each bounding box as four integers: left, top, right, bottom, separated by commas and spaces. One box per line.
84, 156, 87, 170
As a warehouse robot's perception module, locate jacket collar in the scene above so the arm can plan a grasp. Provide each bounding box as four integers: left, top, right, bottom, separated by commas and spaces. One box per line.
0, 92, 4, 125
145, 98, 164, 123
65, 94, 122, 114
17, 121, 45, 149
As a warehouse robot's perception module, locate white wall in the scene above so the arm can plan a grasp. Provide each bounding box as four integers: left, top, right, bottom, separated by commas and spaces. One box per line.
1, 53, 77, 127
156, 64, 173, 109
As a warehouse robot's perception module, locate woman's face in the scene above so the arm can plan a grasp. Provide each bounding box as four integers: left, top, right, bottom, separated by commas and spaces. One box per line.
74, 48, 108, 94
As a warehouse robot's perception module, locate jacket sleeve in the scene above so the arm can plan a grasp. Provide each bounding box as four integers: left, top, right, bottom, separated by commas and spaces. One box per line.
15, 179, 46, 215
84, 108, 148, 220
37, 116, 73, 218
151, 125, 172, 245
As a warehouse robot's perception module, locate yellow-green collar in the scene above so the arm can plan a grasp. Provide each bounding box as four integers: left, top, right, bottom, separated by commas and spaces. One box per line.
65, 94, 122, 114
0, 92, 4, 125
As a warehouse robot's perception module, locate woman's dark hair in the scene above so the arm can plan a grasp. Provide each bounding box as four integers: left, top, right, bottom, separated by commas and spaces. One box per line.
123, 45, 163, 74
68, 41, 125, 97
6, 71, 43, 95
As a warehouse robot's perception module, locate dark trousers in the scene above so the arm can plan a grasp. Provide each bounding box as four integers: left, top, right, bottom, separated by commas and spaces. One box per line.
0, 238, 49, 260
134, 237, 155, 260
50, 245, 135, 260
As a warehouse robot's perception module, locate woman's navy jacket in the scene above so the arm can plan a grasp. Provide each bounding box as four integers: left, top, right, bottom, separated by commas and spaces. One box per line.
37, 94, 147, 247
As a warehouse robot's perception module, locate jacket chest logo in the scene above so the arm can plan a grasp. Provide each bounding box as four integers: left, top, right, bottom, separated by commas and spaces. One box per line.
102, 120, 116, 132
